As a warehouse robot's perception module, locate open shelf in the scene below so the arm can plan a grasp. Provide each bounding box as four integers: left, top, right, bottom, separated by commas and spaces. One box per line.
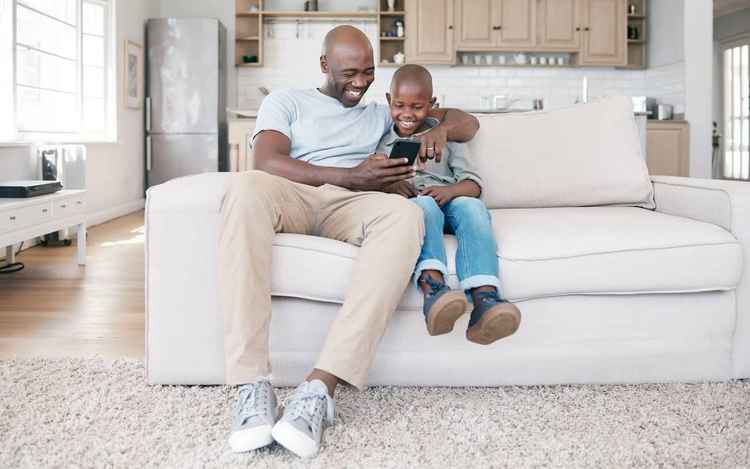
623, 0, 647, 69
262, 11, 376, 18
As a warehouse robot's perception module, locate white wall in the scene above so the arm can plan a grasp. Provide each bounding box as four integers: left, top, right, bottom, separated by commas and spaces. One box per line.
684, 0, 714, 178
0, 0, 156, 223
648, 0, 684, 67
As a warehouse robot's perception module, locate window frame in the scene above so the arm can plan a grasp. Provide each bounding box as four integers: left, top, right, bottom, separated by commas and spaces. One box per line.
7, 0, 116, 144
720, 32, 750, 181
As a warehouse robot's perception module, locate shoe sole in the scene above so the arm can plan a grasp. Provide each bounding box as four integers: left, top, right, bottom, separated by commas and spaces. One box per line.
466, 304, 521, 345
272, 421, 319, 459
426, 290, 468, 336
229, 424, 274, 453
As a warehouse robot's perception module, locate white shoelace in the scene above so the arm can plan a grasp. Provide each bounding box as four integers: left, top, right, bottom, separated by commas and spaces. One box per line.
283, 387, 335, 427
237, 383, 271, 423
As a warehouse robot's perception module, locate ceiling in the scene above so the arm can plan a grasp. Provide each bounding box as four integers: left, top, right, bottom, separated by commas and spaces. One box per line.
714, 0, 750, 17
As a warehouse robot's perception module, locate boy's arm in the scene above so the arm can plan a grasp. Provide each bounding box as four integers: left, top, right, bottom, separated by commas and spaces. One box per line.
415, 108, 480, 163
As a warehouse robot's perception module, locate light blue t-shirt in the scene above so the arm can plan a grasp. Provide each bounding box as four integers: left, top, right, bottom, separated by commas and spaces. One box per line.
252, 88, 393, 169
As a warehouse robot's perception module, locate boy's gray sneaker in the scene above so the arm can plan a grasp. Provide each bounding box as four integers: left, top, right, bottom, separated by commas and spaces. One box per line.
229, 378, 278, 453
271, 379, 335, 459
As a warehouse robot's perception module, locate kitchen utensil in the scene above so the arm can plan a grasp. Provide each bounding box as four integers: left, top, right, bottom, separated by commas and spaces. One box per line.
657, 104, 673, 120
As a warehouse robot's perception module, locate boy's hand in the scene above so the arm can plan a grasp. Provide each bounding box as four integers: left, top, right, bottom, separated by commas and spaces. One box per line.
421, 185, 456, 207
383, 180, 418, 198
415, 124, 449, 163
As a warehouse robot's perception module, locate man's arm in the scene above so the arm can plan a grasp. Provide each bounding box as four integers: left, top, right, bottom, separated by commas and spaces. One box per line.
253, 130, 415, 190
428, 108, 480, 143
415, 108, 480, 162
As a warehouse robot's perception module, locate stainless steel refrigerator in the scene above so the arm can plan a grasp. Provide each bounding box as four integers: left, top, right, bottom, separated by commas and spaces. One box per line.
145, 18, 228, 189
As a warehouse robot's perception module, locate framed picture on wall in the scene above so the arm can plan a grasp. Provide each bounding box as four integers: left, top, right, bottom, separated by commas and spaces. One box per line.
124, 40, 144, 109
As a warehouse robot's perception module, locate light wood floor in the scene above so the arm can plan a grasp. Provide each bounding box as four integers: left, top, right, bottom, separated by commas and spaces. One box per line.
0, 211, 145, 360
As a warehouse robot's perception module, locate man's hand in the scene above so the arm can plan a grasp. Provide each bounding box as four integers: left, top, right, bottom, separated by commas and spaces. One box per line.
347, 154, 415, 191
421, 185, 456, 207
415, 124, 449, 163
383, 180, 418, 198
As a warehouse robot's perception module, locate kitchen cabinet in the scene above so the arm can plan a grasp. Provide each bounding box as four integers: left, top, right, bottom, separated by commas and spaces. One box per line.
455, 0, 494, 49
496, 0, 536, 49
579, 0, 626, 66
455, 0, 535, 50
646, 121, 690, 177
405, 0, 455, 64
536, 0, 580, 51
413, 0, 630, 66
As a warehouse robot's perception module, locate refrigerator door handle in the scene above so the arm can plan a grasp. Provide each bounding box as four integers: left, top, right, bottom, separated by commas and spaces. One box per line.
146, 136, 152, 171
146, 97, 151, 132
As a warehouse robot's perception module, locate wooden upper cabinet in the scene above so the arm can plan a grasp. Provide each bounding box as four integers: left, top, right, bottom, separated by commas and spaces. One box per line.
496, 0, 536, 49
405, 0, 455, 64
537, 0, 580, 50
579, 0, 626, 66
455, 0, 494, 49
455, 0, 535, 50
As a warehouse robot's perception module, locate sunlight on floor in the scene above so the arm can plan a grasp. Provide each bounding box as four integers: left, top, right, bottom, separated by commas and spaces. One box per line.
100, 225, 145, 247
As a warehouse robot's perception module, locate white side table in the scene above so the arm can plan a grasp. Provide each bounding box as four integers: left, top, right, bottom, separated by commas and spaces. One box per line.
0, 190, 87, 266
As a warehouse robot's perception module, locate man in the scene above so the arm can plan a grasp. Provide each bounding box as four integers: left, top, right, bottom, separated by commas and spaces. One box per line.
221, 25, 479, 459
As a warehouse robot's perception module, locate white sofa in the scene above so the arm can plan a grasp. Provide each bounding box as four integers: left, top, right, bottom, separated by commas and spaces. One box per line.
145, 97, 750, 386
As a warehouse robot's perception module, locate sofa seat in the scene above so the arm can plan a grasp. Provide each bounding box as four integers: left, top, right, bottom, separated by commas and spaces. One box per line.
269, 206, 742, 307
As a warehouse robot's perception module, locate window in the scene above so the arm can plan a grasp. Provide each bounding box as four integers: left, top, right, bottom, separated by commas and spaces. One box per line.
1, 0, 115, 143
723, 40, 750, 180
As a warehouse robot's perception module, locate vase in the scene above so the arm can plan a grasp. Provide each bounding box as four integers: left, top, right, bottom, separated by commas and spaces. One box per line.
386, 0, 396, 12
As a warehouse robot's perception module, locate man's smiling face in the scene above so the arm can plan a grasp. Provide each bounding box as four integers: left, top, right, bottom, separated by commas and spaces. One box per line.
320, 27, 375, 107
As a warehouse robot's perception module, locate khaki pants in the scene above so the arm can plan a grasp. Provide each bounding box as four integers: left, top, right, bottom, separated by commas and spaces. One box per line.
218, 170, 424, 389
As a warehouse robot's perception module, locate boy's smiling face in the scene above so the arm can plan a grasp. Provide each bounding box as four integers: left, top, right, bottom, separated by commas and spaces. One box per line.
386, 81, 436, 137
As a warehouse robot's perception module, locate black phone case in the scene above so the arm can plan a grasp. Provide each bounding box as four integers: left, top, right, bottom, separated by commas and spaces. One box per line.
389, 140, 421, 165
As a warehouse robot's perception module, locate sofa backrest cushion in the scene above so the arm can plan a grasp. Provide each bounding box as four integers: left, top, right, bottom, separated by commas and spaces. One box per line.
467, 96, 655, 209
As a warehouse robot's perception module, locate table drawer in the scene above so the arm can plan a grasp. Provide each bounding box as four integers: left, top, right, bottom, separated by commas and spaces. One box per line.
4, 202, 52, 231
54, 196, 86, 217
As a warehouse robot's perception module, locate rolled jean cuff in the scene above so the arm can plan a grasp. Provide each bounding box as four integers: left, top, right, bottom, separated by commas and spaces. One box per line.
460, 275, 501, 293
413, 259, 449, 288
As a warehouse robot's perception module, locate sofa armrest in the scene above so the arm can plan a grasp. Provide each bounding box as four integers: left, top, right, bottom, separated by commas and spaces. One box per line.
146, 172, 232, 214
651, 175, 750, 378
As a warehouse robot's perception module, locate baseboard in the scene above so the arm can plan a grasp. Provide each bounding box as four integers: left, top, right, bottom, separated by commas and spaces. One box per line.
86, 198, 145, 228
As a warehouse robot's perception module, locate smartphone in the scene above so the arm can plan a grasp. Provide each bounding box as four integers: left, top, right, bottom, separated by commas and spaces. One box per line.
389, 140, 421, 166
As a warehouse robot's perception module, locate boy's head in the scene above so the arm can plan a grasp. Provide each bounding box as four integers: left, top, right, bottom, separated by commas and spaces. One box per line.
386, 64, 436, 137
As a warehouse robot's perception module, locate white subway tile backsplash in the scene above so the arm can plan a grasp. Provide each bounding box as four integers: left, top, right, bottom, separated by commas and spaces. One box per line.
236, 21, 685, 113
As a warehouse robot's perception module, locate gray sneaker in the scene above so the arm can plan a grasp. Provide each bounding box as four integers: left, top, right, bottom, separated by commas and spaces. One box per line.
271, 380, 335, 458
228, 379, 278, 453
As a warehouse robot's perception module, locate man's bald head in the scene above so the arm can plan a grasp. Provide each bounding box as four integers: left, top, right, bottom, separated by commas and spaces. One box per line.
390, 64, 433, 98
319, 26, 375, 108
321, 25, 372, 57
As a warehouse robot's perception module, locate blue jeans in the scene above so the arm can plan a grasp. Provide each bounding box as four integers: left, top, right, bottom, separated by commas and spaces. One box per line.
410, 195, 500, 292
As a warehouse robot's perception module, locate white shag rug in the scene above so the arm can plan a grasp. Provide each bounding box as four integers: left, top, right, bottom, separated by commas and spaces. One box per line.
1, 358, 749, 468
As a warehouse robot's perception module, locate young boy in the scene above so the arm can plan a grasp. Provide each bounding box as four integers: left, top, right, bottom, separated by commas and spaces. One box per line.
377, 64, 521, 345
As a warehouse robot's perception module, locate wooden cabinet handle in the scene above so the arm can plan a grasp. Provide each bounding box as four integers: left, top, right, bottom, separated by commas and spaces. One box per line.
492, 25, 502, 30
576, 27, 581, 31
60, 204, 67, 208
584, 27, 590, 31
448, 25, 453, 30
42, 208, 48, 213
9, 216, 16, 221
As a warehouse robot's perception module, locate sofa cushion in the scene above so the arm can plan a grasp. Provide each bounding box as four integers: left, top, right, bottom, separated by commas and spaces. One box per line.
468, 96, 655, 210
488, 207, 742, 301
269, 207, 742, 307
